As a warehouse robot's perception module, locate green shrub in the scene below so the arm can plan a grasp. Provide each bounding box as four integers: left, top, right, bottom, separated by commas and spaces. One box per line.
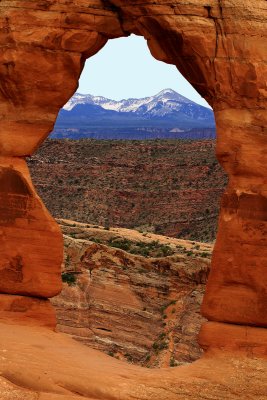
158, 341, 168, 350
108, 238, 131, 251
107, 237, 174, 258
125, 353, 133, 362
170, 358, 176, 367
62, 272, 77, 286
152, 342, 159, 350
90, 237, 102, 244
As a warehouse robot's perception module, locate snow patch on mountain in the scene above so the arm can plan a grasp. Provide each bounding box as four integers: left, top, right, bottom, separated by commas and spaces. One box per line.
63, 89, 211, 120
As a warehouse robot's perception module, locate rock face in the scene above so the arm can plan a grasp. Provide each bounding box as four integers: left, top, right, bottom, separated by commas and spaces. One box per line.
52, 220, 211, 367
28, 139, 227, 242
0, 294, 56, 329
0, 156, 62, 327
0, 0, 266, 398
0, 157, 62, 298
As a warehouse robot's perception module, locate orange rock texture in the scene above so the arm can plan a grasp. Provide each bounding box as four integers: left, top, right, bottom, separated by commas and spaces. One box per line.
0, 0, 266, 398
0, 294, 56, 329
0, 322, 267, 399
0, 157, 62, 299
53, 220, 212, 367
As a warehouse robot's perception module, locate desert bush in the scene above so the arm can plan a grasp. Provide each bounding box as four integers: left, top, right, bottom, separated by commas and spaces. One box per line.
62, 272, 77, 286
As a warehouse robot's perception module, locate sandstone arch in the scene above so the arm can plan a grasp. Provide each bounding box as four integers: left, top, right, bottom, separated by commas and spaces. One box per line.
0, 0, 267, 398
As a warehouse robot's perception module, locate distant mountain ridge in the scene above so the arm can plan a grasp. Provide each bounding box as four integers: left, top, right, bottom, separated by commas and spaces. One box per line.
63, 89, 212, 120
52, 89, 215, 140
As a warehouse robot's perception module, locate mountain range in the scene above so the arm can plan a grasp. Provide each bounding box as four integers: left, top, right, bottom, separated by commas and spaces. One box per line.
52, 89, 215, 140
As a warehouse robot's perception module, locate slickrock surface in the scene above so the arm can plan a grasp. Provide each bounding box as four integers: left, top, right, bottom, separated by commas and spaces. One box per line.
29, 139, 227, 242
53, 219, 211, 367
0, 322, 267, 400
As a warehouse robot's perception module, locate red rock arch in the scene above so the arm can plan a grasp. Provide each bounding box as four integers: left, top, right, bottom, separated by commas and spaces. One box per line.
0, 0, 266, 344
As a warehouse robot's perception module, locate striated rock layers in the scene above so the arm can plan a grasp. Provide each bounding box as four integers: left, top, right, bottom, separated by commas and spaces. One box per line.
28, 139, 227, 242
53, 220, 211, 367
0, 0, 266, 399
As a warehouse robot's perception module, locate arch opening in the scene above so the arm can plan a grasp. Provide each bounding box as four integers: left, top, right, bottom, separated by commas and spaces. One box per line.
27, 34, 227, 368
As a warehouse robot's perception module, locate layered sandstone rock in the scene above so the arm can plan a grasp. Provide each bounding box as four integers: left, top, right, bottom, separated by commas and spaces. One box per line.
0, 157, 62, 299
52, 220, 211, 367
0, 0, 266, 398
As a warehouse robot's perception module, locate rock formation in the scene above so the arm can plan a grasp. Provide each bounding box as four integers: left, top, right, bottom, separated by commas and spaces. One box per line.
53, 219, 211, 367
0, 0, 266, 398
0, 156, 62, 327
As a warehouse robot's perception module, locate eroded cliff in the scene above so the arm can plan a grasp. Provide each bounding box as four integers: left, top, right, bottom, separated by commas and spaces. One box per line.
53, 220, 211, 367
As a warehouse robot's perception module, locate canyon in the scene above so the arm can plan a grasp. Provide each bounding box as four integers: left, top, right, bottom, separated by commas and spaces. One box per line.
53, 219, 211, 368
0, 0, 266, 399
29, 138, 227, 242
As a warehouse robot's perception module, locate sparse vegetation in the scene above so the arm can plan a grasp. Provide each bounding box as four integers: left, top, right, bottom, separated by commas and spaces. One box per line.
200, 252, 209, 258
62, 272, 77, 286
90, 237, 102, 244
170, 358, 177, 367
29, 139, 227, 243
107, 238, 174, 258
159, 332, 166, 340
152, 333, 169, 354
125, 353, 133, 362
65, 254, 71, 266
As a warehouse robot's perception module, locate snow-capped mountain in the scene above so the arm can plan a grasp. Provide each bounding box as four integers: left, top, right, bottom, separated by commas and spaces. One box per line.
53, 89, 215, 140
63, 89, 212, 120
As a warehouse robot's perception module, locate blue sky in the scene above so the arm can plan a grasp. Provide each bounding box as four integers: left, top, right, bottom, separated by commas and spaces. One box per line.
78, 35, 210, 108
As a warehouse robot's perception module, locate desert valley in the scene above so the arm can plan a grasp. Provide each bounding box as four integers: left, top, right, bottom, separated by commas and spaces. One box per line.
29, 138, 227, 243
